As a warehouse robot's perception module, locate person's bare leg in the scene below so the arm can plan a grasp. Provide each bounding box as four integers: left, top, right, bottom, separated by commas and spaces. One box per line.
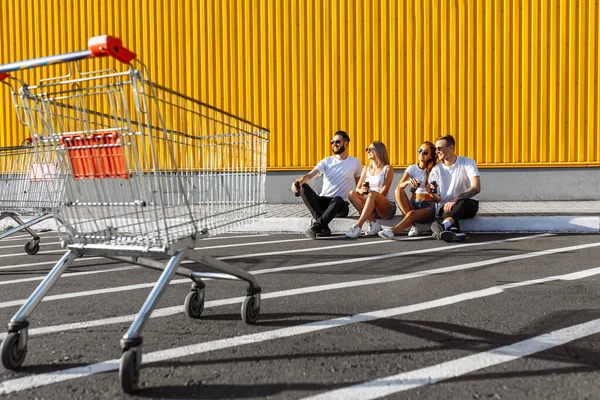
395, 186, 413, 216
391, 209, 434, 234
356, 193, 380, 227
348, 191, 366, 214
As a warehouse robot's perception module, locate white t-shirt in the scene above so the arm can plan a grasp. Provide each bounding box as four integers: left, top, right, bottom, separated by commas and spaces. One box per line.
315, 155, 362, 201
429, 156, 480, 205
366, 165, 395, 203
405, 164, 429, 190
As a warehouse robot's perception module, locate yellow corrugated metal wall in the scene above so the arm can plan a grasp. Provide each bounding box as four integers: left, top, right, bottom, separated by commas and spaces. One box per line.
1, 0, 598, 168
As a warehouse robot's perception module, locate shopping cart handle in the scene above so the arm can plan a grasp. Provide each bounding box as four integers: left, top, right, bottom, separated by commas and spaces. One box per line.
0, 35, 136, 74
0, 72, 8, 81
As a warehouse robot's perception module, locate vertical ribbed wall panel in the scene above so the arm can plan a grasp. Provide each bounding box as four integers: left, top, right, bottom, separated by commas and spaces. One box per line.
0, 0, 598, 168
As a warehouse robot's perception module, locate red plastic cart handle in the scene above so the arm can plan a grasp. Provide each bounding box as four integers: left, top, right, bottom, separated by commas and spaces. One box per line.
87, 35, 136, 64
0, 35, 136, 74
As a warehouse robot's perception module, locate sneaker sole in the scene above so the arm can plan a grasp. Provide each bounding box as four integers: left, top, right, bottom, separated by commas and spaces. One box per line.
440, 231, 457, 243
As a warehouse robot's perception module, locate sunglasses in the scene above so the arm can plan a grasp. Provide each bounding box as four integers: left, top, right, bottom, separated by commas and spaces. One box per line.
418, 149, 429, 156
435, 145, 448, 151
365, 147, 374, 153
330, 140, 343, 145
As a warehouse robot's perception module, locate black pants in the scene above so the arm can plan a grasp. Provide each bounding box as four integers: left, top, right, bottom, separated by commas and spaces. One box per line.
300, 183, 349, 228
439, 199, 479, 222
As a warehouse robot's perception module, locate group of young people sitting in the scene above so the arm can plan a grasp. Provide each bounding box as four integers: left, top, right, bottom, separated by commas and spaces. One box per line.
291, 131, 481, 243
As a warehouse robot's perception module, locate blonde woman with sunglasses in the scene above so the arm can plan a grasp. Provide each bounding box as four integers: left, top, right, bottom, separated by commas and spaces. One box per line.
345, 141, 396, 238
378, 141, 439, 239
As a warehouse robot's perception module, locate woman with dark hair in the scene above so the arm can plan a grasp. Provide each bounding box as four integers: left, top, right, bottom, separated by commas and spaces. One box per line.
345, 141, 396, 238
378, 141, 439, 239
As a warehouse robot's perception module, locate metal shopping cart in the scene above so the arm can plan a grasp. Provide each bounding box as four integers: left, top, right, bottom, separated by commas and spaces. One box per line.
0, 139, 65, 254
0, 36, 268, 393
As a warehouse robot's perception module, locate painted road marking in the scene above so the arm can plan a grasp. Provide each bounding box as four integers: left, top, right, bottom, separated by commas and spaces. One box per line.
303, 319, 600, 399
0, 266, 141, 286
0, 257, 108, 272
0, 234, 551, 308
0, 249, 65, 259
2, 265, 600, 394
0, 237, 596, 340
201, 234, 270, 240
0, 234, 423, 272
198, 237, 312, 250
0, 241, 61, 249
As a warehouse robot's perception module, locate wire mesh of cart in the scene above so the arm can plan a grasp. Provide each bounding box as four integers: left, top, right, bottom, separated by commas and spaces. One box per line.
0, 36, 269, 393
0, 138, 65, 255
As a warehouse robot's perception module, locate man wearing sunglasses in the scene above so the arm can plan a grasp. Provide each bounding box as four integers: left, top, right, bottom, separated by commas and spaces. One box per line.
291, 130, 362, 239
429, 135, 481, 242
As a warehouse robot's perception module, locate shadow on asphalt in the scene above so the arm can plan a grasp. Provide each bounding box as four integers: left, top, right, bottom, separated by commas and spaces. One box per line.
134, 382, 350, 399
198, 311, 347, 327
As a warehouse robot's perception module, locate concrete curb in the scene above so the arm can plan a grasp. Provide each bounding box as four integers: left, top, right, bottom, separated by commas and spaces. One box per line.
2, 215, 598, 236
233, 216, 600, 234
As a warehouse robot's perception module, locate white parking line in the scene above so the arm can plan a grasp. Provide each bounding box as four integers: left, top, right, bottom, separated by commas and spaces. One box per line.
0, 241, 61, 250
198, 237, 311, 250
0, 232, 58, 241
0, 234, 551, 309
0, 257, 107, 271
0, 266, 140, 286
2, 264, 600, 395
202, 234, 270, 240
0, 235, 367, 271
0, 249, 66, 259
303, 316, 600, 399
0, 235, 593, 339
217, 236, 430, 260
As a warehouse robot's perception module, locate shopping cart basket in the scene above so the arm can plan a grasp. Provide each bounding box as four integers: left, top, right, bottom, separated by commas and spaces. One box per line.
0, 36, 268, 393
0, 139, 65, 254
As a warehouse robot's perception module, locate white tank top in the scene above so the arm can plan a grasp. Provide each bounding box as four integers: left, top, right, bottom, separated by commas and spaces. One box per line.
365, 165, 395, 203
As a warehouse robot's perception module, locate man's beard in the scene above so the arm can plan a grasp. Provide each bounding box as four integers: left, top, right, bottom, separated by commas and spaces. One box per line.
333, 145, 345, 155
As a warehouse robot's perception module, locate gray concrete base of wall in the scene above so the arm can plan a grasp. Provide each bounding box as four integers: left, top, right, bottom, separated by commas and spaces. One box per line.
266, 167, 600, 203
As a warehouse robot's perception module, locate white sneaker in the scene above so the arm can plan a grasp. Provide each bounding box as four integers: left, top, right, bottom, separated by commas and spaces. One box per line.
345, 224, 362, 238
365, 220, 382, 236
378, 229, 395, 240
408, 225, 422, 237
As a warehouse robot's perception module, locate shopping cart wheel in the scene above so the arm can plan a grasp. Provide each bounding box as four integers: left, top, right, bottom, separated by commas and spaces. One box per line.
1, 332, 27, 370
184, 288, 205, 319
24, 240, 40, 255
241, 295, 260, 325
119, 348, 140, 394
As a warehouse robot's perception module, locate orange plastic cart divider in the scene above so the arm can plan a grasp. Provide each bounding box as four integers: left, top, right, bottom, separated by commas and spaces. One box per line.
61, 132, 128, 179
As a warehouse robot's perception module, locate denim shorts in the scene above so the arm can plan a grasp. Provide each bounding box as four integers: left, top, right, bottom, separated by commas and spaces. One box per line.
410, 199, 436, 216
375, 202, 397, 219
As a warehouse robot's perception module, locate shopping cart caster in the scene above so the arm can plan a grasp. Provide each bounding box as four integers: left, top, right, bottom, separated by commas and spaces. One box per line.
241, 294, 260, 325
23, 240, 40, 255
1, 331, 28, 369
184, 287, 205, 319
119, 347, 141, 394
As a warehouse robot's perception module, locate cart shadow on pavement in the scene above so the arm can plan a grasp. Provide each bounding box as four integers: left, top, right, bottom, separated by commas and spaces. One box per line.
198, 311, 348, 327
368, 312, 600, 368
133, 381, 351, 399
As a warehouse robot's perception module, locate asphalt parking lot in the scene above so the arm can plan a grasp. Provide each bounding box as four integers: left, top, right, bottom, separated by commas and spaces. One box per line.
0, 230, 599, 399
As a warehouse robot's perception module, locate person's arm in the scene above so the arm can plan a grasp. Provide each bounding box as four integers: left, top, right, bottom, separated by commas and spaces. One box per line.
379, 165, 394, 196
355, 166, 368, 194
443, 173, 481, 212
395, 171, 411, 190
291, 168, 320, 194
354, 160, 362, 184
453, 175, 481, 201
427, 168, 441, 202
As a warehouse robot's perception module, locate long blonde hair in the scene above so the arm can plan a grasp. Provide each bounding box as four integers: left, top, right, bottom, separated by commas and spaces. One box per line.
369, 141, 390, 167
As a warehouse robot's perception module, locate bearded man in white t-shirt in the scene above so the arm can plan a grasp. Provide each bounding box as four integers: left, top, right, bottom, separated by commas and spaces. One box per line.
429, 135, 481, 243
291, 130, 362, 239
